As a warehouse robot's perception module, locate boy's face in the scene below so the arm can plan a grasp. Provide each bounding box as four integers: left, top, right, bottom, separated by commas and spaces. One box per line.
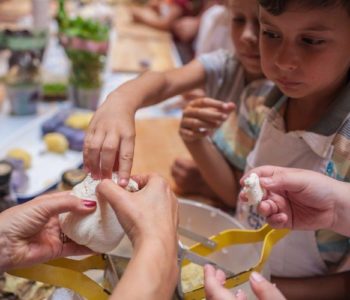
259, 3, 350, 100
230, 0, 262, 78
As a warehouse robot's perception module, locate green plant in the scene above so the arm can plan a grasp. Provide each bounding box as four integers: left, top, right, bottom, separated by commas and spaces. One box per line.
66, 49, 105, 89
56, 0, 109, 89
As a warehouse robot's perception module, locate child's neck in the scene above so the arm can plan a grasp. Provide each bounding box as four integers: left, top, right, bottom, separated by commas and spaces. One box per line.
285, 92, 336, 132
284, 76, 349, 132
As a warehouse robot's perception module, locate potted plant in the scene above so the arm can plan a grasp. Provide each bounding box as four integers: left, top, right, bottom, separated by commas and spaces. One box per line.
57, 0, 109, 110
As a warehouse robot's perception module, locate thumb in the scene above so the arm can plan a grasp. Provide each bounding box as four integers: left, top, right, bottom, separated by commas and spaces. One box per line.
249, 272, 286, 300
96, 179, 134, 217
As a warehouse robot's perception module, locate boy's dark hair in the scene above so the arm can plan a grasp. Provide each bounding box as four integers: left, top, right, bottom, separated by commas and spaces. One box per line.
258, 0, 350, 15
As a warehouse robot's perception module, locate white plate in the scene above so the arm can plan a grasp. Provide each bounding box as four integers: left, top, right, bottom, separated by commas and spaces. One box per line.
0, 110, 84, 201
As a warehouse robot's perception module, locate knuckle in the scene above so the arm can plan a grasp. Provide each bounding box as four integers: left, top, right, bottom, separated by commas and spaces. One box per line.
120, 152, 133, 162
101, 143, 115, 153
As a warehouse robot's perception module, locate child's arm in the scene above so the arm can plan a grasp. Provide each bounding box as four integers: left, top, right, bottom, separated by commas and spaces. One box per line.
131, 5, 183, 31
84, 60, 206, 182
185, 139, 242, 207
179, 98, 241, 207
272, 272, 350, 300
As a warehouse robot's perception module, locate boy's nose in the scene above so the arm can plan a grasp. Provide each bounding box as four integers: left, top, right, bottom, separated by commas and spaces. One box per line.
241, 22, 259, 45
274, 43, 298, 72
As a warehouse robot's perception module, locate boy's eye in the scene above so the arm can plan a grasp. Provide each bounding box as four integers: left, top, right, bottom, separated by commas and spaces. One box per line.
262, 30, 280, 39
301, 37, 325, 45
232, 17, 245, 24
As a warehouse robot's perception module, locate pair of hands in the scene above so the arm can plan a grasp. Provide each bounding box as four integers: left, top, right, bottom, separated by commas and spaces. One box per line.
179, 97, 235, 143
205, 265, 285, 300
0, 174, 178, 272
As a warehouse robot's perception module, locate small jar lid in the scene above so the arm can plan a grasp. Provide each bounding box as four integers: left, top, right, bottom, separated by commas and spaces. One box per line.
61, 169, 87, 189
0, 160, 13, 185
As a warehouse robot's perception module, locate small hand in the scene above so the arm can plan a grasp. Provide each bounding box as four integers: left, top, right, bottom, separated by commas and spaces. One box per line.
83, 94, 136, 186
0, 193, 96, 271
179, 98, 235, 142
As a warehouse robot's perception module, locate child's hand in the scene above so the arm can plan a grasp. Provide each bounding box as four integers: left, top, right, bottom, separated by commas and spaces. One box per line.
83, 94, 136, 185
179, 98, 235, 142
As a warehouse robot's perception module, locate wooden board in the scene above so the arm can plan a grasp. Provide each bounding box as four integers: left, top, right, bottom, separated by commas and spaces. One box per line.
0, 0, 31, 23
132, 118, 191, 189
111, 34, 176, 72
111, 5, 176, 72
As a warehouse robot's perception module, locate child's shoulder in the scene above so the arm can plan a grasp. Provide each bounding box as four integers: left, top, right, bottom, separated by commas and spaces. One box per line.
197, 49, 239, 69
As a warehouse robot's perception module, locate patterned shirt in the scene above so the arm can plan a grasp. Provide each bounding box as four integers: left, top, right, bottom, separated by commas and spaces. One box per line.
212, 79, 350, 269
198, 49, 245, 108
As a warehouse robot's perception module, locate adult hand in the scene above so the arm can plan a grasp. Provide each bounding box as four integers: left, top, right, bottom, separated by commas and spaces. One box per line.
240, 166, 342, 231
96, 173, 178, 248
204, 265, 286, 300
0, 193, 96, 272
83, 93, 136, 185
179, 98, 235, 142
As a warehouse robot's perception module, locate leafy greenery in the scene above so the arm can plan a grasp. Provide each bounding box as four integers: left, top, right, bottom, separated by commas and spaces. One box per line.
57, 0, 108, 89
66, 49, 105, 89
57, 0, 109, 42
42, 82, 68, 96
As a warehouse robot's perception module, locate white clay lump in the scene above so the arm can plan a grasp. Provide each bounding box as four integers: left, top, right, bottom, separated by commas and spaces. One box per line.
59, 173, 139, 253
242, 173, 265, 205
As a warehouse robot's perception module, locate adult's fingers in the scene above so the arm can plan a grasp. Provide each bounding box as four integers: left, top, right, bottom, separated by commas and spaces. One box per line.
96, 179, 134, 220
241, 166, 307, 194
204, 265, 242, 300
29, 192, 97, 218
249, 272, 286, 300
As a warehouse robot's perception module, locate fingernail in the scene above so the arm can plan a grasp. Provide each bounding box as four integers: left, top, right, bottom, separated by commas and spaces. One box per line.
234, 289, 244, 297
83, 200, 96, 207
250, 272, 264, 283
260, 178, 272, 186
119, 178, 128, 186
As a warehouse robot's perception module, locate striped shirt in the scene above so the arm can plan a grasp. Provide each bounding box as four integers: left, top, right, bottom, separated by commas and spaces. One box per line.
198, 49, 245, 108
212, 79, 350, 269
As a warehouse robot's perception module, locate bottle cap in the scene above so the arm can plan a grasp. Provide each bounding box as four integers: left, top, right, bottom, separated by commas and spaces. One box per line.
61, 169, 87, 189
0, 160, 13, 185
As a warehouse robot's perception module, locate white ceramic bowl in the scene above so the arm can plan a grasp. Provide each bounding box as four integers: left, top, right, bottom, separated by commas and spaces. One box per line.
178, 198, 269, 299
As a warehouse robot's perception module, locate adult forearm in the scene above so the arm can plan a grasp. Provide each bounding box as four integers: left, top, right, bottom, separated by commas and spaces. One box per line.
0, 224, 10, 272
272, 272, 350, 300
110, 239, 178, 300
185, 139, 239, 207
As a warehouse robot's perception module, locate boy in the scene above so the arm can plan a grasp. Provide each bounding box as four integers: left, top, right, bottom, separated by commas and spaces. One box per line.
180, 0, 350, 297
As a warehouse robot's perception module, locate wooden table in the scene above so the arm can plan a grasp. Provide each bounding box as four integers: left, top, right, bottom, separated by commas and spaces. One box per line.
132, 118, 219, 207
111, 5, 177, 72
132, 118, 191, 189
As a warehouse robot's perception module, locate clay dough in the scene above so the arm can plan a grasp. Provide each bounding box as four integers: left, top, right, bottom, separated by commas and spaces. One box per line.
59, 173, 139, 253
242, 173, 265, 205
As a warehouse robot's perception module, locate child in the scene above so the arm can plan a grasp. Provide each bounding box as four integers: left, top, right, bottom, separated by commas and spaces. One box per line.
180, 0, 350, 298
84, 0, 264, 187
131, 0, 225, 62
